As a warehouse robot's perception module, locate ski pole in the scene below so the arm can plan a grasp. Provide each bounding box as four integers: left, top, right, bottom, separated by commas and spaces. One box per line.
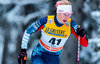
21, 59, 23, 64
77, 25, 81, 64
21, 58, 23, 64
77, 36, 80, 64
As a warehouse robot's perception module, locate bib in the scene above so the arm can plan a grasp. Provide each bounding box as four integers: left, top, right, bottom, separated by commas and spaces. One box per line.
40, 15, 71, 52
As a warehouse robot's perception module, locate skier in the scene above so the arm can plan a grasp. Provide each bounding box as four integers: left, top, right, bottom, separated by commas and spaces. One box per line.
18, 0, 88, 64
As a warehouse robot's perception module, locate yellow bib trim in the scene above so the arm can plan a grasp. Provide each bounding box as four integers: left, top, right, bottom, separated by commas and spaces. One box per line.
43, 15, 71, 38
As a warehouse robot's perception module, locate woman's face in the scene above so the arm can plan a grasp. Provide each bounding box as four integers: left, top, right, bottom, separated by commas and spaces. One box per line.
57, 12, 72, 24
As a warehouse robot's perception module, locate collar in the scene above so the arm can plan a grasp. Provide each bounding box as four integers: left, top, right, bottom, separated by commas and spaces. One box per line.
54, 15, 63, 27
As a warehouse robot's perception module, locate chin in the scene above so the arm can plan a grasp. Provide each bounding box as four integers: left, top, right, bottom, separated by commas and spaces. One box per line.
62, 22, 66, 24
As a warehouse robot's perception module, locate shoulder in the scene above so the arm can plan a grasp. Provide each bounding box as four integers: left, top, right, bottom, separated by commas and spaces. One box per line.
39, 16, 47, 21
37, 16, 47, 25
71, 19, 78, 29
71, 20, 77, 25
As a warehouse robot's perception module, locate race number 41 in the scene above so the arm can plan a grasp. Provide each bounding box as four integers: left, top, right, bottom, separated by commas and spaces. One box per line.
49, 38, 61, 45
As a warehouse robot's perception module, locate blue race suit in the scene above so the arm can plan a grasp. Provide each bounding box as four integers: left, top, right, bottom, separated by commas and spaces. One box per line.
21, 15, 88, 64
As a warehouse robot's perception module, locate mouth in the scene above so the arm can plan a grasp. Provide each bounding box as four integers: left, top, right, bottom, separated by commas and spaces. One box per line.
63, 20, 67, 22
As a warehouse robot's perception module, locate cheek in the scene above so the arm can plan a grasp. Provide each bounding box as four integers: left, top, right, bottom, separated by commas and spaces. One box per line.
60, 16, 64, 19
59, 16, 64, 22
58, 14, 63, 20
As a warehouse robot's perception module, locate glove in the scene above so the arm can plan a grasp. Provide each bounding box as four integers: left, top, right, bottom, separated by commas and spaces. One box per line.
76, 26, 86, 37
18, 49, 27, 64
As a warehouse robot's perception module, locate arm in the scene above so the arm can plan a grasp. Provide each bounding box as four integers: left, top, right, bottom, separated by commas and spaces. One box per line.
21, 17, 47, 49
71, 20, 88, 47
18, 17, 47, 64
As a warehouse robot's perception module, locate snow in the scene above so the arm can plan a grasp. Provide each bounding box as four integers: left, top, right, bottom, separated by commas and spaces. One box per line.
89, 38, 100, 43
81, 0, 100, 64
8, 28, 18, 53
24, 8, 49, 25
4, 5, 24, 24
0, 0, 12, 4
0, 0, 42, 5
0, 28, 4, 64
3, 0, 49, 25
91, 10, 100, 23
0, 0, 49, 64
82, 20, 89, 30
83, 0, 91, 13
0, 0, 99, 64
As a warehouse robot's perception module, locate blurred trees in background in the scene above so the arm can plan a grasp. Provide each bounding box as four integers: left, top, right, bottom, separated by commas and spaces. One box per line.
0, 0, 100, 64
